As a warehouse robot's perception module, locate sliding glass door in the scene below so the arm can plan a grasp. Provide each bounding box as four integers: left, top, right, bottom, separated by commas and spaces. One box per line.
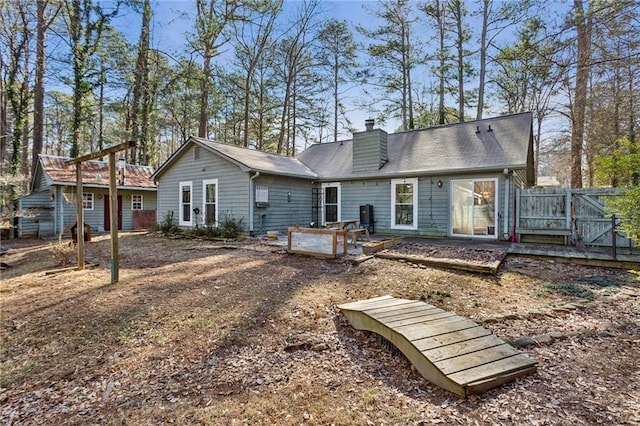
451, 178, 497, 238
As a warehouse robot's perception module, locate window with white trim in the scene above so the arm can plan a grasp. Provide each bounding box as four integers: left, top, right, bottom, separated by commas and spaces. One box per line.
179, 181, 192, 226
82, 193, 94, 210
391, 178, 418, 229
255, 185, 268, 203
131, 194, 143, 210
202, 179, 218, 226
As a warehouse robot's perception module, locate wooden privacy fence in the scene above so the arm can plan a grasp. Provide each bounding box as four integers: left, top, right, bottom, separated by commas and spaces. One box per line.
516, 188, 633, 248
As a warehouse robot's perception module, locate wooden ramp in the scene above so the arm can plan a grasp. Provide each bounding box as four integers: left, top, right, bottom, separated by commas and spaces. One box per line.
337, 295, 537, 397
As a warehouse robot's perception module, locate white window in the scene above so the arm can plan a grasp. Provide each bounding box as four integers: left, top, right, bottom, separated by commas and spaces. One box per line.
131, 194, 143, 210
322, 183, 341, 225
451, 178, 498, 238
179, 181, 192, 226
202, 179, 218, 226
255, 185, 268, 203
391, 178, 418, 230
82, 193, 94, 210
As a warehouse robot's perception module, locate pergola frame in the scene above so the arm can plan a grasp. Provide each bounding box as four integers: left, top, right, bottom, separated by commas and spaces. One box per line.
65, 141, 135, 283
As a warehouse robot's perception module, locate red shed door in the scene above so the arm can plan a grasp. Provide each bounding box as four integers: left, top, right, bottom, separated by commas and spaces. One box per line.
104, 195, 123, 231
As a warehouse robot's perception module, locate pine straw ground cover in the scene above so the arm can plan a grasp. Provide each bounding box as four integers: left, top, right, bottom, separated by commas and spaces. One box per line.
1, 233, 639, 425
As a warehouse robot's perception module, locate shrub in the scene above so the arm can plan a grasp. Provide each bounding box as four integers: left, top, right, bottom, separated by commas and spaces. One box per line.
219, 215, 243, 239
606, 186, 640, 245
157, 211, 179, 235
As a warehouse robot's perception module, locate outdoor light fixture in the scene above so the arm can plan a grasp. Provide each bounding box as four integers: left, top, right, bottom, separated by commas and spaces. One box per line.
437, 180, 443, 188
287, 192, 292, 202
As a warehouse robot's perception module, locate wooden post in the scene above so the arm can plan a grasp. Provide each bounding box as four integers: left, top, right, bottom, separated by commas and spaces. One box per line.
109, 152, 119, 283
76, 163, 85, 270
564, 189, 572, 234
66, 140, 135, 282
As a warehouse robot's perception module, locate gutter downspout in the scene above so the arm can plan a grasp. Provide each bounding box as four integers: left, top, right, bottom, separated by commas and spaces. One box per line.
249, 171, 260, 235
57, 186, 63, 235
503, 169, 510, 240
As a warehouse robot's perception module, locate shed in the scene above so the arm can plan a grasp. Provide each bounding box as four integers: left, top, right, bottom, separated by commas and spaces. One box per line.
19, 155, 158, 237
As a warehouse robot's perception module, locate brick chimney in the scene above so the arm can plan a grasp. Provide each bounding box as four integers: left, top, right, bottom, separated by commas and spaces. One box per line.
353, 119, 388, 172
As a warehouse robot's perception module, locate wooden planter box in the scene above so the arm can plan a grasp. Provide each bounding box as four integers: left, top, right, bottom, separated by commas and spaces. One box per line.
287, 227, 348, 258
362, 236, 403, 254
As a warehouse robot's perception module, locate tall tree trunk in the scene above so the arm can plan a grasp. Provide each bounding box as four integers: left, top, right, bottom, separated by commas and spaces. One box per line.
333, 55, 338, 142
405, 23, 414, 130
32, 0, 47, 175
629, 57, 636, 144
571, 0, 591, 188
21, 110, 29, 181
199, 54, 210, 138
68, 0, 83, 158
277, 71, 292, 155
0, 55, 9, 171
242, 74, 251, 147
476, 0, 489, 120
400, 21, 408, 130
130, 0, 151, 162
0, 56, 6, 169
437, 0, 446, 124
98, 65, 105, 151
454, 0, 465, 121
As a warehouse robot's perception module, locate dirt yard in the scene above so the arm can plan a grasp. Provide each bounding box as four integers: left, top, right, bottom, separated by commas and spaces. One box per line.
1, 232, 639, 425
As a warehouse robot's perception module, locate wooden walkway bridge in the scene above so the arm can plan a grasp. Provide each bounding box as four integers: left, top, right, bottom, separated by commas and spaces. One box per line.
338, 296, 537, 397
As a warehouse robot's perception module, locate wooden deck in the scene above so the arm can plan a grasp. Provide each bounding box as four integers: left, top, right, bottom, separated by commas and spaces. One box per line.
337, 295, 537, 397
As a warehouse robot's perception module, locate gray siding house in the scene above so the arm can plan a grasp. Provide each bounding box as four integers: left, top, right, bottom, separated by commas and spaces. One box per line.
19, 155, 158, 237
152, 112, 534, 241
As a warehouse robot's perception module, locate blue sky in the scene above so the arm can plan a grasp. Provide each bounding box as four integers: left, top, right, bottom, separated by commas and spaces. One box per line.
111, 1, 388, 134
107, 1, 572, 139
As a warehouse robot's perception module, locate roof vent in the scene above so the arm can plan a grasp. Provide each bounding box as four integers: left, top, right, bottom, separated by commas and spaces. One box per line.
475, 126, 481, 134
365, 119, 375, 131
487, 125, 493, 132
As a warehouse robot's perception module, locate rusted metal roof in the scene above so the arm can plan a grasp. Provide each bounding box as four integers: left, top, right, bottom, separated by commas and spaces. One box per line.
39, 155, 156, 189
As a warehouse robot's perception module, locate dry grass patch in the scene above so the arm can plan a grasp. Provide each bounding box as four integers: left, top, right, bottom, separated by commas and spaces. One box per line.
1, 233, 638, 425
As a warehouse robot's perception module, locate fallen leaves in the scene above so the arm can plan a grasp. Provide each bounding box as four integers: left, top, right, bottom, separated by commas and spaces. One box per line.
0, 234, 638, 425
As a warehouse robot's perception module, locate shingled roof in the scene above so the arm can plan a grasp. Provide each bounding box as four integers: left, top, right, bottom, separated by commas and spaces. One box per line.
152, 112, 533, 183
36, 155, 156, 190
152, 136, 318, 180
297, 112, 534, 179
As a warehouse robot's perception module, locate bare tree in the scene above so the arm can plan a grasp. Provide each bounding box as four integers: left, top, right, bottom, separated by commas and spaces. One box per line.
274, 0, 320, 155
448, 0, 473, 122
61, 0, 120, 157
232, 0, 281, 148
32, 0, 60, 175
359, 0, 419, 130
570, 0, 592, 188
129, 0, 151, 163
420, 0, 449, 125
189, 0, 247, 139
0, 0, 33, 175
316, 19, 358, 142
